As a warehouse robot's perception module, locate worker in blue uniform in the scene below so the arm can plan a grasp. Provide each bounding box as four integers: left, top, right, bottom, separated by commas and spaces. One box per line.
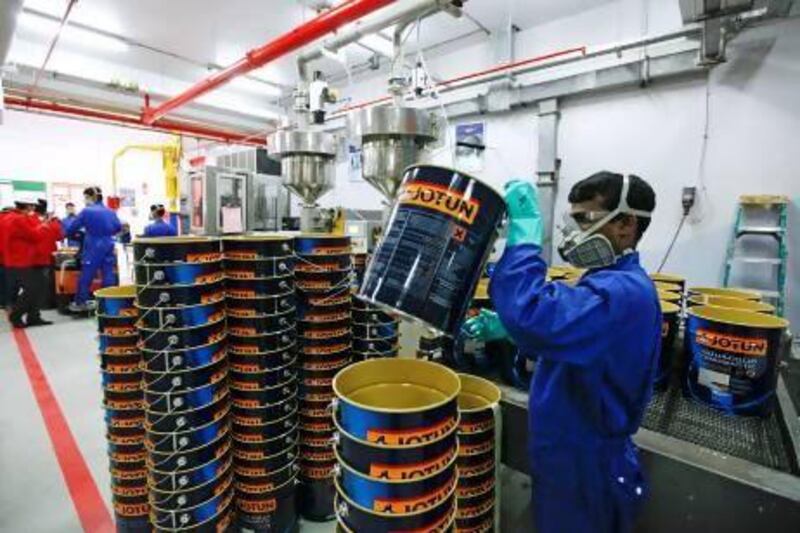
65, 187, 122, 312
465, 172, 661, 533
143, 204, 177, 237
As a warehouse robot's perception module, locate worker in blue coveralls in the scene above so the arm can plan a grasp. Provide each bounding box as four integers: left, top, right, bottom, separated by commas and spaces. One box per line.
65, 187, 122, 312
464, 172, 661, 533
143, 204, 177, 237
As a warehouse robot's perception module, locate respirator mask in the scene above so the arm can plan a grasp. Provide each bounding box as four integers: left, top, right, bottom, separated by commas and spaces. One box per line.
557, 175, 651, 269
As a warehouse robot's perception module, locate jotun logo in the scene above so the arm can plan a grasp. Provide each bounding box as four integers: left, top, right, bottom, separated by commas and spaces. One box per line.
695, 328, 768, 357
400, 182, 480, 225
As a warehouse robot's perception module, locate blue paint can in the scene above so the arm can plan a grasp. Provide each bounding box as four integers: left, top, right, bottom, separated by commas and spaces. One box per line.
333, 359, 460, 447
335, 447, 457, 514
359, 165, 505, 336
684, 305, 788, 416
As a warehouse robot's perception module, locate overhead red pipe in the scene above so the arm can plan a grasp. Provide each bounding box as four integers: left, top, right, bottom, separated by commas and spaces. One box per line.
5, 95, 266, 146
142, 0, 397, 125
436, 46, 587, 87
328, 45, 587, 119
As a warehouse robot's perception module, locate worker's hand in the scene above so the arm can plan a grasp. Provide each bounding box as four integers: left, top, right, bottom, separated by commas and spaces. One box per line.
462, 309, 510, 342
504, 180, 543, 247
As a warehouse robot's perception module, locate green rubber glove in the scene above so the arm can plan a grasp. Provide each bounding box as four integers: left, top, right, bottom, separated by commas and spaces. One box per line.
504, 180, 543, 247
462, 309, 510, 342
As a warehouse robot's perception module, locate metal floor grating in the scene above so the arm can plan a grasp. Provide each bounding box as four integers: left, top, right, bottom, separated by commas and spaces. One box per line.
642, 384, 793, 472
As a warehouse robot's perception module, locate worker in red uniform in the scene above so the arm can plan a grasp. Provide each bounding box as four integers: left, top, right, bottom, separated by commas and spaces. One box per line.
33, 199, 63, 319
0, 205, 13, 309
3, 194, 48, 328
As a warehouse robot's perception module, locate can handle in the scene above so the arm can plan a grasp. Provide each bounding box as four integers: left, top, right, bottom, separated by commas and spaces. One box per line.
329, 398, 339, 416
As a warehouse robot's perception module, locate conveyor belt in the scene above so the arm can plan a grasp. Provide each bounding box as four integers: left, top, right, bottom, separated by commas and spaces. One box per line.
641, 384, 793, 472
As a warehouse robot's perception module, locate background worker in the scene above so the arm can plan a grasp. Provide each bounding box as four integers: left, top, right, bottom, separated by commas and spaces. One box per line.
64, 187, 121, 313
33, 199, 63, 317
0, 205, 13, 309
143, 204, 177, 237
62, 201, 82, 248
3, 194, 49, 328
465, 172, 661, 533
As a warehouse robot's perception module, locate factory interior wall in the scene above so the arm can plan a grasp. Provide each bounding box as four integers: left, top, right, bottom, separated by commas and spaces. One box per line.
328, 2, 800, 332
0, 110, 170, 229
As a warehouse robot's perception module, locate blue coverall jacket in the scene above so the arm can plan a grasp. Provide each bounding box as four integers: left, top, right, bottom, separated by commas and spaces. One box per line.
64, 201, 122, 304
144, 219, 177, 238
489, 244, 661, 533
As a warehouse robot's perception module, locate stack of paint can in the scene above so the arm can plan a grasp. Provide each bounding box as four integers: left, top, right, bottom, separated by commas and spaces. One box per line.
332, 359, 460, 533
294, 235, 354, 521
133, 237, 235, 532
417, 333, 447, 362
351, 253, 400, 361
351, 297, 400, 362
650, 273, 686, 312
96, 286, 149, 531
222, 235, 299, 532
456, 374, 502, 532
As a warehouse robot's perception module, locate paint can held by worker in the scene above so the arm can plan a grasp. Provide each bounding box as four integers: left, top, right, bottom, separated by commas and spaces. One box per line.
684, 306, 789, 416
359, 165, 506, 336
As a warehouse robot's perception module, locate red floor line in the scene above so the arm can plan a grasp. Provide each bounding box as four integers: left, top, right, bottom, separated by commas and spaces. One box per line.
12, 328, 115, 533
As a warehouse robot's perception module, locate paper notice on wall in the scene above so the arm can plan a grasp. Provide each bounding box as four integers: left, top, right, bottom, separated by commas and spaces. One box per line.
455, 122, 486, 173
222, 206, 243, 233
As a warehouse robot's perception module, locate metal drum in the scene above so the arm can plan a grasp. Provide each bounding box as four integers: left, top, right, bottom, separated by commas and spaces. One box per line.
132, 237, 235, 533
656, 300, 681, 391
133, 236, 222, 264
684, 306, 789, 416
221, 235, 299, 533
293, 234, 353, 522
352, 255, 400, 362
687, 295, 775, 314
95, 286, 149, 529
650, 272, 686, 293
688, 287, 762, 301
332, 359, 460, 532
359, 165, 506, 336
457, 374, 501, 533
333, 359, 460, 445
335, 483, 457, 533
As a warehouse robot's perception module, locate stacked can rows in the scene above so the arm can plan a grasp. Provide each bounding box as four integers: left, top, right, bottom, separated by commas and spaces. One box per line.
351, 253, 400, 361
222, 236, 299, 532
333, 359, 460, 533
294, 235, 354, 521
96, 286, 150, 531
456, 375, 502, 532
133, 237, 235, 532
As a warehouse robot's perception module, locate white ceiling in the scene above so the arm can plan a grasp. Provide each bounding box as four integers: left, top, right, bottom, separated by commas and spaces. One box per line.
7, 0, 615, 123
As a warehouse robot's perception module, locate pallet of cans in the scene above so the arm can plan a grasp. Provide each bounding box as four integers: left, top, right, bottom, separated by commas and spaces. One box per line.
222, 235, 300, 532
133, 237, 236, 532
332, 359, 460, 533
456, 374, 502, 533
294, 235, 353, 521
96, 286, 149, 531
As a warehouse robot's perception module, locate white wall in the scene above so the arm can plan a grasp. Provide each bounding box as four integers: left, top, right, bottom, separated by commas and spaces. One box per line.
327, 2, 800, 329
0, 110, 170, 231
